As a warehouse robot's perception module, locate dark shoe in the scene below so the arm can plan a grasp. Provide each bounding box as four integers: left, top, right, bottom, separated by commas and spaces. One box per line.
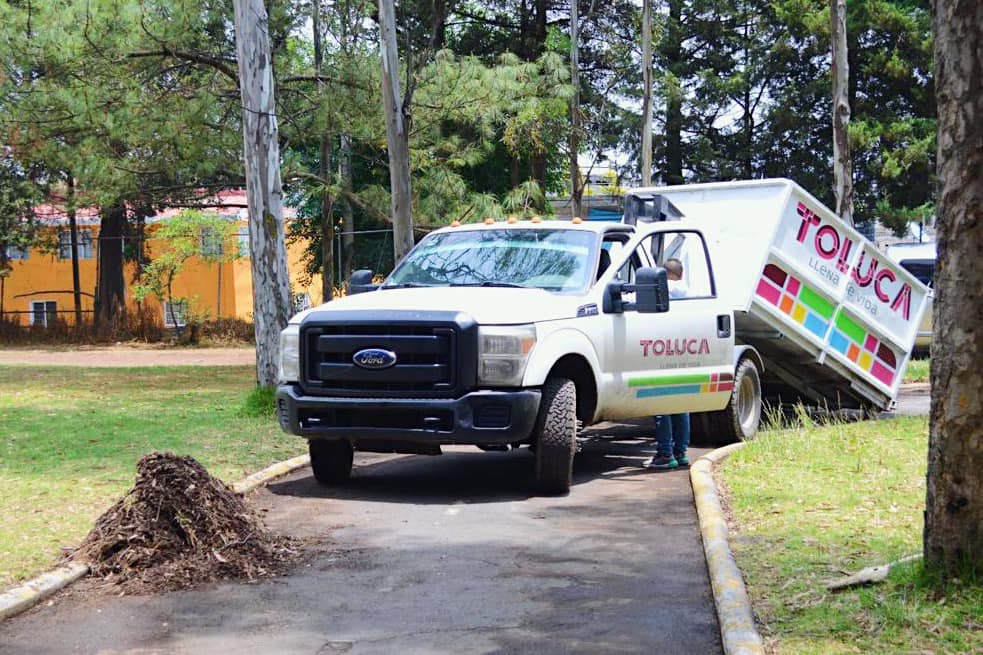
645, 454, 678, 470
674, 452, 690, 467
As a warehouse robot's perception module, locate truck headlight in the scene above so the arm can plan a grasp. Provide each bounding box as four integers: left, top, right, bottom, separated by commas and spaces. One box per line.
278, 323, 301, 383
477, 325, 536, 386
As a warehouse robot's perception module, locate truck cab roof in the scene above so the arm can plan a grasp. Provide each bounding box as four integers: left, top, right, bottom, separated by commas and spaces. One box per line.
429, 218, 636, 238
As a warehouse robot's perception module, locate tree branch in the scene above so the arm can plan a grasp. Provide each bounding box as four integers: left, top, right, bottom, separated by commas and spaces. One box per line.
127, 49, 238, 82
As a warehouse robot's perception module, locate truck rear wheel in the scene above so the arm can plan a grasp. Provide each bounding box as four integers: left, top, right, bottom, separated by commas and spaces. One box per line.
534, 377, 577, 495
309, 439, 354, 485
700, 358, 762, 445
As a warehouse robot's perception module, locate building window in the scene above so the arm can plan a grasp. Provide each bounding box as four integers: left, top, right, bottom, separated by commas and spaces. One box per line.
30, 300, 57, 327
5, 244, 30, 260
162, 300, 188, 328
200, 227, 224, 258
237, 226, 250, 257
293, 293, 311, 314
58, 229, 94, 259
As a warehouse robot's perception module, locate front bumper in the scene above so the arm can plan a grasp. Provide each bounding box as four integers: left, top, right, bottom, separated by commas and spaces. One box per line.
276, 384, 542, 445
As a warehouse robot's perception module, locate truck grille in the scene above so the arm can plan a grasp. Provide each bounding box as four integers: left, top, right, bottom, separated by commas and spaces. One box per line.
301, 323, 461, 397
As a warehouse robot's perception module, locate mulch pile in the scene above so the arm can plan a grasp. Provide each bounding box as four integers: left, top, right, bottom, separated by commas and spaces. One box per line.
70, 452, 298, 593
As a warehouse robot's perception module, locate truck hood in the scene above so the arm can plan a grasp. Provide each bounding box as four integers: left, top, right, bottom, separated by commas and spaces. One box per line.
301, 286, 583, 324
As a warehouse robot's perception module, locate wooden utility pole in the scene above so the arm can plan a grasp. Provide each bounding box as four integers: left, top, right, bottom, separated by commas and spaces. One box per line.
233, 0, 293, 387
830, 0, 854, 225
379, 0, 415, 264
641, 0, 653, 186
569, 0, 583, 218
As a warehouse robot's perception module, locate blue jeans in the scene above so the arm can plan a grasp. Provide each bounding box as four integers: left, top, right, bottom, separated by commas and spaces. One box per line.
655, 413, 690, 458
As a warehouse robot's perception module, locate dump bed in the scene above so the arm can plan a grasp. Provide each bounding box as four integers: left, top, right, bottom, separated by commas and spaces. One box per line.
625, 179, 930, 410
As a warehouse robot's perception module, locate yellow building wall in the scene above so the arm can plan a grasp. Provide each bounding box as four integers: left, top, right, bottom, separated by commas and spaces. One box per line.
1, 221, 320, 327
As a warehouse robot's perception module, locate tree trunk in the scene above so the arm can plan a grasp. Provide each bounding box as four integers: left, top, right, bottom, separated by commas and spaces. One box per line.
95, 200, 126, 330
340, 133, 355, 280
831, 0, 854, 225
66, 175, 82, 326
320, 181, 335, 302
379, 0, 415, 264
569, 0, 582, 219
924, 0, 983, 577
314, 0, 335, 301
319, 135, 335, 301
662, 0, 684, 186
640, 0, 653, 187
741, 11, 754, 179
233, 0, 294, 387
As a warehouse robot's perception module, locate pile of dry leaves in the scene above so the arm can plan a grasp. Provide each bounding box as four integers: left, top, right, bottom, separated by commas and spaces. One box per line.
71, 452, 298, 593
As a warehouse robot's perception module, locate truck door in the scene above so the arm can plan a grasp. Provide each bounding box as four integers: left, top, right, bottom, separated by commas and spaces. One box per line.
599, 229, 735, 419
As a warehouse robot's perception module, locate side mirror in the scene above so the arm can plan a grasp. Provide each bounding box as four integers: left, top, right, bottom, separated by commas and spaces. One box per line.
349, 269, 379, 295
603, 281, 625, 314
601, 267, 670, 314
634, 267, 670, 313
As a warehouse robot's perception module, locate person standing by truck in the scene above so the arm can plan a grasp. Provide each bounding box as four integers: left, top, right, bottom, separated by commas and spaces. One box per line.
646, 258, 691, 470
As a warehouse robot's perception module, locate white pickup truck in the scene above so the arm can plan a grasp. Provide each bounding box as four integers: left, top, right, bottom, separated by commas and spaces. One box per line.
277, 216, 763, 494
275, 179, 929, 494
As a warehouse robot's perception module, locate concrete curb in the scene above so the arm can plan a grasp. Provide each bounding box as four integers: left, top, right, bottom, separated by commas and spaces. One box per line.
691, 442, 766, 655
0, 453, 312, 622
0, 563, 90, 621
232, 453, 311, 494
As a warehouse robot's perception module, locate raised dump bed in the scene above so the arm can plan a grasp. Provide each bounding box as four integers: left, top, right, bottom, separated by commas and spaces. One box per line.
624, 179, 930, 412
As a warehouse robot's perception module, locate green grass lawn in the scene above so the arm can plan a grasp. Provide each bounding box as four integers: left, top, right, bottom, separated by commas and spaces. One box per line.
0, 365, 304, 588
722, 416, 982, 654
903, 357, 930, 383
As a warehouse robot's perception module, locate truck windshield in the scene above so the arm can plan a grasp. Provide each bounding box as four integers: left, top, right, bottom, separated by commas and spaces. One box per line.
385, 228, 596, 293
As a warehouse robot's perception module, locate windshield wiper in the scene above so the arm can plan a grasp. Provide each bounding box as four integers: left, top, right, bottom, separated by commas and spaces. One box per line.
449, 281, 527, 288
381, 282, 427, 289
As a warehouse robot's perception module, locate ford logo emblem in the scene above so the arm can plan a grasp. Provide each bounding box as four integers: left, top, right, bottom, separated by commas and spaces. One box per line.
353, 348, 397, 370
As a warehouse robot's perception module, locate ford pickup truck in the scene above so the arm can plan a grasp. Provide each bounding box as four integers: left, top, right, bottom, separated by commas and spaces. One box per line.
276, 217, 763, 494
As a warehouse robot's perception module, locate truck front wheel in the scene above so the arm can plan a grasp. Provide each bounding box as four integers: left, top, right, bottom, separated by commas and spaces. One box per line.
697, 358, 763, 445
309, 439, 354, 485
534, 377, 577, 495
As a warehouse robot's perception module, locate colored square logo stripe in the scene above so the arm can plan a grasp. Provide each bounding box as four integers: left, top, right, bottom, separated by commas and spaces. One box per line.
828, 309, 899, 387
631, 372, 733, 399
756, 263, 832, 340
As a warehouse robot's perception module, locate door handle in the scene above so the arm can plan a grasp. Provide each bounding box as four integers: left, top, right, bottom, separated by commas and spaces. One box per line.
717, 314, 732, 338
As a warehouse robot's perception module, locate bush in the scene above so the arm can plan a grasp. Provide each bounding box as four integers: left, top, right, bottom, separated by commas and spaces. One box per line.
199, 318, 255, 344
240, 385, 276, 418
0, 307, 255, 346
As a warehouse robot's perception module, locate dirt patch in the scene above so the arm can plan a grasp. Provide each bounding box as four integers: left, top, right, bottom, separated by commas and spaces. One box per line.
70, 452, 299, 593
0, 345, 254, 367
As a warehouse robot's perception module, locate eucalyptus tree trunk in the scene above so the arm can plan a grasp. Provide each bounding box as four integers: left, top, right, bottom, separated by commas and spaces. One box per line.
379, 0, 414, 264
640, 0, 653, 187
569, 0, 583, 219
233, 0, 293, 387
830, 0, 854, 225
313, 0, 335, 301
924, 0, 983, 577
662, 0, 684, 186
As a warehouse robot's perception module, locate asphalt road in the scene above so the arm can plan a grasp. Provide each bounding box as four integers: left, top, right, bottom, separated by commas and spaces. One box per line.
0, 389, 928, 654
0, 424, 723, 655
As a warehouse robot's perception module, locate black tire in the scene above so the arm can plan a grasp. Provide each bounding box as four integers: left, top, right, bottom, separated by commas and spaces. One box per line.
309, 439, 354, 485
534, 377, 577, 495
701, 358, 763, 445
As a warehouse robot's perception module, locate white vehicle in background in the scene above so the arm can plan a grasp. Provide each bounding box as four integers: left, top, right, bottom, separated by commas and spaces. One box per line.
886, 241, 935, 356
